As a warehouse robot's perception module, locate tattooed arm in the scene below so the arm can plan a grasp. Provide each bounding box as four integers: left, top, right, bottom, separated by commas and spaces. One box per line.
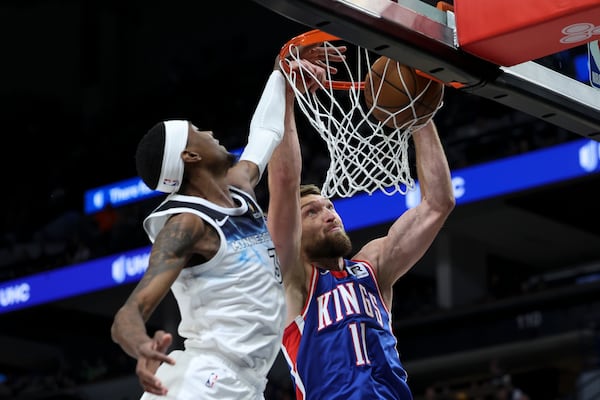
111, 212, 212, 396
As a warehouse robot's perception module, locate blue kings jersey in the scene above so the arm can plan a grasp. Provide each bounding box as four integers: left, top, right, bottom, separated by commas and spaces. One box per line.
281, 260, 412, 400
143, 187, 286, 379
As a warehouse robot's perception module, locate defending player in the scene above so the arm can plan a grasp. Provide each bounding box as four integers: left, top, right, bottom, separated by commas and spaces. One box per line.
110, 52, 332, 399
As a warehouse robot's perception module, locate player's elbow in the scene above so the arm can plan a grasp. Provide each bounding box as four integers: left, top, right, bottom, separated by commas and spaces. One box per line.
443, 193, 456, 213
110, 324, 120, 346
425, 193, 455, 218
110, 315, 122, 344
439, 194, 455, 217
110, 308, 129, 345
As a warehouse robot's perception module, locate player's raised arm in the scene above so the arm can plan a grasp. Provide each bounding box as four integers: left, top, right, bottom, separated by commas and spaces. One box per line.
356, 120, 455, 303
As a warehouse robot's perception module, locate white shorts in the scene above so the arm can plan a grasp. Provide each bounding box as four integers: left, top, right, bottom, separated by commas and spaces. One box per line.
140, 350, 266, 400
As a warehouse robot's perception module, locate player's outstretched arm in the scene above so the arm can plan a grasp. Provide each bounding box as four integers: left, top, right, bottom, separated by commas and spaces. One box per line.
355, 121, 455, 305
231, 44, 346, 192
111, 213, 202, 395
232, 62, 287, 192
267, 81, 306, 322
267, 54, 334, 324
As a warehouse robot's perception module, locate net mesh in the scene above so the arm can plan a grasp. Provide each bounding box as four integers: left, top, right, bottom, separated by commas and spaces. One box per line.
280, 35, 444, 198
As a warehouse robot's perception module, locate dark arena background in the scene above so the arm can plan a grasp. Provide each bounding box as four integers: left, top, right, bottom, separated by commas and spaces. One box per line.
1, 1, 600, 399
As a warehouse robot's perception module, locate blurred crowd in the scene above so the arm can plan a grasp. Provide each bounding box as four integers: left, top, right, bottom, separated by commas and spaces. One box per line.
0, 86, 576, 284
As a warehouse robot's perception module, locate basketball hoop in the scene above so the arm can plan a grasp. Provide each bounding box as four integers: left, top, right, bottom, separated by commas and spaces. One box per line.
279, 29, 445, 198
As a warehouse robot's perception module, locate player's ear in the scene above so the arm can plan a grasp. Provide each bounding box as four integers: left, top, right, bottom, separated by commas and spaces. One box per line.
182, 150, 201, 161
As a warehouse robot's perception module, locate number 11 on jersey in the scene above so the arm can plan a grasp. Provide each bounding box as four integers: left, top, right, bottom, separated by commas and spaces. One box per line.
349, 322, 371, 366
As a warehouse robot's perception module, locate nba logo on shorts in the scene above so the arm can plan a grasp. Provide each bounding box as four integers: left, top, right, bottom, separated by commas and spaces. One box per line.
162, 178, 179, 187
205, 372, 219, 388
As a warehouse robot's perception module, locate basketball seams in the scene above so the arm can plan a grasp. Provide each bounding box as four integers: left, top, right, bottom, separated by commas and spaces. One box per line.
413, 78, 443, 123
363, 55, 443, 128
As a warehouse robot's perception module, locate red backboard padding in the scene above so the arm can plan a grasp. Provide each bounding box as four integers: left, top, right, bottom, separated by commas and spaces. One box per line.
454, 0, 600, 66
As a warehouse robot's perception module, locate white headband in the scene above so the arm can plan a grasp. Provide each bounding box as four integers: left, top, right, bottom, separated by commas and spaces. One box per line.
156, 120, 189, 193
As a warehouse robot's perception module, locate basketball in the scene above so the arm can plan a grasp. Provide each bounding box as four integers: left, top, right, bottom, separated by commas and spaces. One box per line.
363, 56, 444, 128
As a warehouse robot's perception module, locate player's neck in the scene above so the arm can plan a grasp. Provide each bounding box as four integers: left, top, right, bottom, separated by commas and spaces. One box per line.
313, 257, 344, 271
181, 177, 236, 208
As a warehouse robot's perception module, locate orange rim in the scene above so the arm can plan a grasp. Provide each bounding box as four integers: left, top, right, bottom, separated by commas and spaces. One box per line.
415, 68, 465, 89
280, 29, 463, 90
279, 29, 364, 90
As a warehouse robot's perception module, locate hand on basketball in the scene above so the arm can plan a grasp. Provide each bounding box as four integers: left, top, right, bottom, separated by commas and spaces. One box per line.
135, 330, 175, 396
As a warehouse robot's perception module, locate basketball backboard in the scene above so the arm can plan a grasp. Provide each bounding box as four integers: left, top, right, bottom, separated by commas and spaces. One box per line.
252, 0, 600, 140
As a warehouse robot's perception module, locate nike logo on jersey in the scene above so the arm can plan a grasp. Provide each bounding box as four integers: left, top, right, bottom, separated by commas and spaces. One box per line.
215, 216, 229, 226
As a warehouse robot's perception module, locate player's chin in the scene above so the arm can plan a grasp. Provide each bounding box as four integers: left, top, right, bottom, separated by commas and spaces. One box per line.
326, 226, 342, 234
327, 228, 349, 243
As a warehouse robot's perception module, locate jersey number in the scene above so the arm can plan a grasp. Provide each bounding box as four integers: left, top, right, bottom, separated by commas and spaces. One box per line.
349, 322, 370, 366
268, 247, 282, 283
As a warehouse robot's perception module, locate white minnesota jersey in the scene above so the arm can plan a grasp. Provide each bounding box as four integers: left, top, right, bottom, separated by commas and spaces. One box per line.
143, 187, 285, 380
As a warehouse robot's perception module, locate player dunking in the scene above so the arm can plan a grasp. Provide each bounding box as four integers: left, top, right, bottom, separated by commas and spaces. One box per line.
268, 71, 455, 398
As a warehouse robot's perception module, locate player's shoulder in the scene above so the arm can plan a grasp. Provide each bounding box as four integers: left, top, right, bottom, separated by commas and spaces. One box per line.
162, 211, 208, 237
352, 238, 383, 267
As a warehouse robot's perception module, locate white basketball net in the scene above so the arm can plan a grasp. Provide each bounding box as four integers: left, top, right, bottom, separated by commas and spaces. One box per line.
280, 40, 444, 198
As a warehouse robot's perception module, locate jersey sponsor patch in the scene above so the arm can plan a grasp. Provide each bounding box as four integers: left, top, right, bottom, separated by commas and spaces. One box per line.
348, 263, 369, 279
